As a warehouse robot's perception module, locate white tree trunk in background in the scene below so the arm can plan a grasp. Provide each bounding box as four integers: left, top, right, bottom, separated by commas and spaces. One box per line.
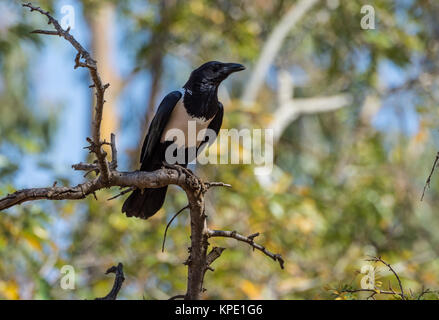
241, 0, 320, 107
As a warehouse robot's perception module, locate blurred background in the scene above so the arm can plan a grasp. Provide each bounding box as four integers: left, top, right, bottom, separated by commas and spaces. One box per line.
1, 0, 439, 299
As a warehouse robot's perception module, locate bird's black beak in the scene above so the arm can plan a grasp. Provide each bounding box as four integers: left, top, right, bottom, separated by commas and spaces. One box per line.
221, 63, 246, 75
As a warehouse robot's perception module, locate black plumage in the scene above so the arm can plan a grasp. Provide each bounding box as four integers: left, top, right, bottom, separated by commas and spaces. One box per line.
122, 61, 245, 219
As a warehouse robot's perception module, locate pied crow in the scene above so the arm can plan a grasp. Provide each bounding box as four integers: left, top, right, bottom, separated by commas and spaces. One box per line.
122, 61, 245, 219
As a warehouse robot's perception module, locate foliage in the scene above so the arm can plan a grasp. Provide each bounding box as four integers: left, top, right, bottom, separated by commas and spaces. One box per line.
1, 0, 439, 300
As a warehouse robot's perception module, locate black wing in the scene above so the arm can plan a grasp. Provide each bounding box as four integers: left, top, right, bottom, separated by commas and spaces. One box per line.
140, 91, 182, 165
197, 102, 224, 154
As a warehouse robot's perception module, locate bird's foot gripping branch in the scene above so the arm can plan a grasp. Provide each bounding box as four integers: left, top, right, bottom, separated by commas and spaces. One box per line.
0, 3, 284, 300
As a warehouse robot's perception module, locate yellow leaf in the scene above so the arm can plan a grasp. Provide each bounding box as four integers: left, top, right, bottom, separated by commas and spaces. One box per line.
23, 234, 43, 252
0, 280, 19, 300
240, 280, 261, 299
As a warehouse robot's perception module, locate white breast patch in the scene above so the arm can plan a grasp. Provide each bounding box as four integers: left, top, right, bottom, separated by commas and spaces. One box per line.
160, 98, 214, 148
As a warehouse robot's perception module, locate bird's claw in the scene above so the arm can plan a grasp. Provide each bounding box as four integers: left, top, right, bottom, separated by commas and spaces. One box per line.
162, 162, 193, 177
162, 162, 203, 190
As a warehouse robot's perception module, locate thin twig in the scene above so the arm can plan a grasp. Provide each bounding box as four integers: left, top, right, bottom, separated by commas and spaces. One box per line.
107, 187, 135, 201
421, 151, 439, 201
340, 288, 401, 297
30, 29, 60, 35
417, 288, 432, 300
338, 256, 408, 300
95, 263, 125, 300
162, 205, 190, 252
205, 182, 232, 189
207, 229, 284, 269
367, 256, 405, 300
110, 133, 118, 169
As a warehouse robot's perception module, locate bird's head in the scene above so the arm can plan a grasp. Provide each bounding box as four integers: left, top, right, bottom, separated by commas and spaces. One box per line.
184, 61, 245, 91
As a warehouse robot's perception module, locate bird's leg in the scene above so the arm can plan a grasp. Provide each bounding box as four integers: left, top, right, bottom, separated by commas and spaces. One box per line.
162, 161, 194, 178
184, 166, 195, 175
162, 161, 204, 191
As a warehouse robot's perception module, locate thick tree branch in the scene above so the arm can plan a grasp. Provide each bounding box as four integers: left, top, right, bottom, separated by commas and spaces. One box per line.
184, 178, 209, 299
0, 168, 192, 211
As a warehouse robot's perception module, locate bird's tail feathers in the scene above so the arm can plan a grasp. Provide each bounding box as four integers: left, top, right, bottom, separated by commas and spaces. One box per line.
122, 187, 168, 219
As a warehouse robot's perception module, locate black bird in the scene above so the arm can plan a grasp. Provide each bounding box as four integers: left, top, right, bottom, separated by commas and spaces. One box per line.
122, 61, 245, 219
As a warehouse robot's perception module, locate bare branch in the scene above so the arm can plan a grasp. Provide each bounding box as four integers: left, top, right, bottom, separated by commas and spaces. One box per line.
168, 294, 186, 300
200, 247, 226, 291
205, 182, 232, 189
73, 134, 118, 175
0, 178, 102, 210
207, 229, 284, 269
30, 29, 60, 36
95, 263, 125, 300
107, 187, 135, 201
340, 288, 401, 298
0, 168, 189, 211
162, 205, 190, 252
417, 288, 433, 300
72, 162, 99, 172
23, 2, 111, 184
337, 256, 408, 300
206, 246, 226, 268
367, 256, 405, 300
421, 151, 439, 201
110, 133, 118, 169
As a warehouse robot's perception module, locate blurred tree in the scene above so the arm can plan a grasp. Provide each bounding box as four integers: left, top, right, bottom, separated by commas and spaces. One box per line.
3, 0, 439, 300
0, 0, 60, 299
83, 0, 122, 152
0, 1, 57, 179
